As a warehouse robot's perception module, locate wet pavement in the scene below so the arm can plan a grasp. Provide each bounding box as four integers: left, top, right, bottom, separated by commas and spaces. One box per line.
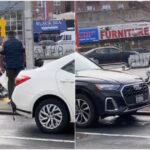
0, 115, 74, 149
76, 115, 150, 149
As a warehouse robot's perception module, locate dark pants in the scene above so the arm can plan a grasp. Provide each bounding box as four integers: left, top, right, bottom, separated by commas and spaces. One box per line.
6, 69, 21, 99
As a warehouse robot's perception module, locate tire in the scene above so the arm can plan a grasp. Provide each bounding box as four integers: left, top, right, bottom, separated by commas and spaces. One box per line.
76, 94, 97, 128
35, 99, 69, 133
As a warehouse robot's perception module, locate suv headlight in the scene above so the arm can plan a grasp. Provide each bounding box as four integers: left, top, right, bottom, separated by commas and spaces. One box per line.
95, 84, 121, 90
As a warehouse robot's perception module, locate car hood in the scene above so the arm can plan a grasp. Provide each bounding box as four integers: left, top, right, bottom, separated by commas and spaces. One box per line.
76, 69, 143, 84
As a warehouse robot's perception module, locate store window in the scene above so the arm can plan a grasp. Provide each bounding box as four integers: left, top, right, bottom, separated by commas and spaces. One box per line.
101, 4, 111, 11
17, 11, 22, 20
11, 12, 16, 19
37, 1, 44, 7
5, 14, 10, 20
118, 3, 124, 9
17, 21, 22, 30
53, 1, 61, 6
87, 6, 93, 11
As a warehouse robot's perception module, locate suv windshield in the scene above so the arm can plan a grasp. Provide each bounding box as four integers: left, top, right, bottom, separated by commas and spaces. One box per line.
75, 53, 101, 72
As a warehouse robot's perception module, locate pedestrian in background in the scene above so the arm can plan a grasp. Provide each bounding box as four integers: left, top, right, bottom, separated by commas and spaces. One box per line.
0, 31, 25, 100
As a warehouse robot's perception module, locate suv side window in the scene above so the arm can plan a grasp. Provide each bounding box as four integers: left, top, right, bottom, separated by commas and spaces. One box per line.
62, 60, 75, 74
109, 48, 120, 53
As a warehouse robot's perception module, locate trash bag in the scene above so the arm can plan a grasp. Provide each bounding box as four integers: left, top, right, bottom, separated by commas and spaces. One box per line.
0, 71, 8, 90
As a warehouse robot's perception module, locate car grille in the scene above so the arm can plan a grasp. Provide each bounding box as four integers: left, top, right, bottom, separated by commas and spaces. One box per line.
121, 82, 149, 106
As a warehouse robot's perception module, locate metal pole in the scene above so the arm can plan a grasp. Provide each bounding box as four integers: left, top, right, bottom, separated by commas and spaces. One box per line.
74, 1, 80, 52
24, 1, 34, 69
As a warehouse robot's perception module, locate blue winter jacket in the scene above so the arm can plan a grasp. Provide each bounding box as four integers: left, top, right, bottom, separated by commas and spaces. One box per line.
2, 37, 24, 69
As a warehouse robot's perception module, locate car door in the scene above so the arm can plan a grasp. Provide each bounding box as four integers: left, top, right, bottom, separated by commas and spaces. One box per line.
56, 60, 75, 119
94, 48, 109, 64
95, 48, 111, 64
108, 48, 122, 63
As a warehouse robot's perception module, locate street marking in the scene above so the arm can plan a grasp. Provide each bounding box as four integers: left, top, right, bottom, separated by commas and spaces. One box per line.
0, 135, 74, 143
76, 132, 150, 139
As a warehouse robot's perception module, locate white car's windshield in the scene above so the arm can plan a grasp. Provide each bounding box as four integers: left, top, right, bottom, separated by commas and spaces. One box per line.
75, 53, 101, 72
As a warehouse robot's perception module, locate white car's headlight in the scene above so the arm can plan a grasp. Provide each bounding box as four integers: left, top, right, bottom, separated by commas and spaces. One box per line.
95, 84, 121, 91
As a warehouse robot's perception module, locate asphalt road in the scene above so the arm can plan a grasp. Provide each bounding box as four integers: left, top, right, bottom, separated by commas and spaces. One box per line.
0, 115, 74, 149
76, 115, 150, 149
102, 64, 149, 79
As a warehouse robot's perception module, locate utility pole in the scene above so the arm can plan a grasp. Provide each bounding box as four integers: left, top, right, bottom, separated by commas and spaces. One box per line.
74, 1, 80, 52
24, 1, 34, 69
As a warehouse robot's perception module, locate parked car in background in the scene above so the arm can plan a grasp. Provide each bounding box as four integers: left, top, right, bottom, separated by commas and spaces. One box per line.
12, 53, 75, 133
84, 46, 137, 66
75, 53, 150, 128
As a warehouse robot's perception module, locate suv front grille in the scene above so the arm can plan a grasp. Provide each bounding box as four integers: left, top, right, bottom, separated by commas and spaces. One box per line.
122, 83, 149, 105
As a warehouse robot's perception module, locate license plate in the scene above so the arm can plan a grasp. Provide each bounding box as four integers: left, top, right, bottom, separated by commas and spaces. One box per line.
136, 95, 144, 103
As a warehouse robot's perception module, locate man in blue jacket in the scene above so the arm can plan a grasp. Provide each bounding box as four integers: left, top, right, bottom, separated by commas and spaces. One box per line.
1, 30, 25, 100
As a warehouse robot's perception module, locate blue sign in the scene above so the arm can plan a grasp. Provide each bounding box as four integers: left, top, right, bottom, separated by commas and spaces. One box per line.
33, 20, 67, 33
79, 27, 99, 44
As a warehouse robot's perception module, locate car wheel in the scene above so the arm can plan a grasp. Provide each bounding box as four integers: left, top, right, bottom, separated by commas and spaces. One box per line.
35, 99, 69, 133
76, 94, 97, 128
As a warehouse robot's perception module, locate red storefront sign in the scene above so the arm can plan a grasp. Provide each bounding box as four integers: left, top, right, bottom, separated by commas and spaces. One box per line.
100, 23, 150, 40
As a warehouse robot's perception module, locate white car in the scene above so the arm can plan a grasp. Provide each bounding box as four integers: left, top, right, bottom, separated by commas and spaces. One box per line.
12, 53, 75, 133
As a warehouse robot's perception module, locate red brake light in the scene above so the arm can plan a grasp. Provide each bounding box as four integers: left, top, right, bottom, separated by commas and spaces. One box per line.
15, 76, 31, 86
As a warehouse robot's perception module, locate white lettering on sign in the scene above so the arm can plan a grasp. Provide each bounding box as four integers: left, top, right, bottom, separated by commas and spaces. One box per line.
99, 22, 150, 40
36, 20, 62, 26
41, 26, 58, 31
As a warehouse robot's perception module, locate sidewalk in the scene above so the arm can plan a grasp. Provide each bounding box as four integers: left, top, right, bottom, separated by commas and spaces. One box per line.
0, 97, 13, 115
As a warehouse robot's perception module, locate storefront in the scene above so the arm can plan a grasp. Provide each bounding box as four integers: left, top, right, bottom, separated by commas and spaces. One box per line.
0, 10, 24, 42
33, 20, 67, 42
99, 22, 150, 50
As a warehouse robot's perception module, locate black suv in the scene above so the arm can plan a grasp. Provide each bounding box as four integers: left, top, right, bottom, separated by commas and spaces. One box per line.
75, 53, 150, 128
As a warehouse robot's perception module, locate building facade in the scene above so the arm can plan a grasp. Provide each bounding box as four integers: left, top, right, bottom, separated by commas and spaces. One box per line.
32, 1, 74, 20
76, 1, 150, 50
0, 1, 24, 41
32, 1, 75, 42
0, 1, 74, 42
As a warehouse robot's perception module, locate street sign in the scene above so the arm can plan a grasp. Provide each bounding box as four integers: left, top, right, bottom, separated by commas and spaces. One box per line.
79, 27, 99, 44
33, 20, 67, 33
0, 17, 6, 39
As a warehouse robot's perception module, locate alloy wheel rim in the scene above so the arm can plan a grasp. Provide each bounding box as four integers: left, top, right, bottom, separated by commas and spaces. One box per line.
39, 104, 63, 129
76, 98, 90, 125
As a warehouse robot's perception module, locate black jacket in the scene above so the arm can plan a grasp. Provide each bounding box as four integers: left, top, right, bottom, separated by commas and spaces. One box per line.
1, 37, 25, 69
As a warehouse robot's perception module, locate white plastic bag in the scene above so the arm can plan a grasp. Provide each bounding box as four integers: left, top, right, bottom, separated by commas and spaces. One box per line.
0, 72, 8, 90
